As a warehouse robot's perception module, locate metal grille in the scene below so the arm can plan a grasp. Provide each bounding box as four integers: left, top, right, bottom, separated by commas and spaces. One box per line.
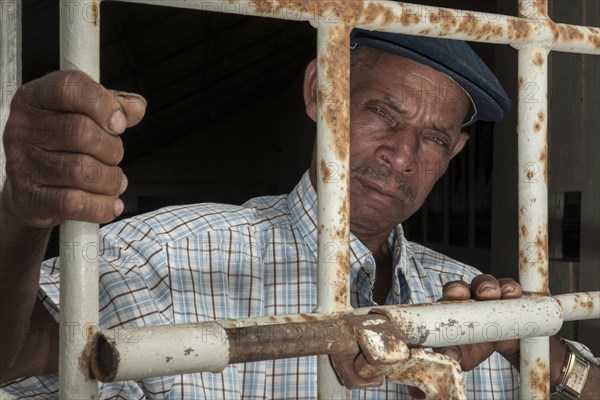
1, 0, 599, 398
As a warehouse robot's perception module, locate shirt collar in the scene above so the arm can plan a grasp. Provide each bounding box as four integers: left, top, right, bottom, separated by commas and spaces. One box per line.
288, 171, 408, 283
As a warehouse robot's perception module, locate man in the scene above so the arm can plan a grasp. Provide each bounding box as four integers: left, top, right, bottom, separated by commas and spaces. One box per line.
0, 29, 598, 398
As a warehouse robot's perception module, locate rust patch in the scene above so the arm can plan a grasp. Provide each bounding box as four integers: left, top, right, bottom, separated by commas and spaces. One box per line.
535, 233, 548, 263
508, 18, 532, 40
574, 293, 594, 311
284, 316, 293, 323
534, 122, 542, 132
91, 1, 99, 26
253, 0, 363, 26
527, 169, 535, 181
400, 11, 420, 26
529, 357, 549, 395
538, 111, 545, 123
533, 52, 544, 67
518, 76, 525, 89
320, 160, 332, 183
539, 147, 547, 163
558, 25, 585, 41
361, 2, 395, 26
540, 145, 548, 183
520, 206, 526, 216
519, 250, 528, 271
87, 325, 96, 339
300, 313, 318, 321
520, 225, 529, 237
419, 28, 431, 36
589, 33, 600, 49
429, 8, 457, 34
457, 12, 482, 39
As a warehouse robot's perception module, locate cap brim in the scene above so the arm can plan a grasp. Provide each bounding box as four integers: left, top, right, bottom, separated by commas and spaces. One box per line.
350, 29, 511, 125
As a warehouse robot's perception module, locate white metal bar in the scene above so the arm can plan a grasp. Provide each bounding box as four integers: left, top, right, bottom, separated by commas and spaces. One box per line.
516, 0, 551, 397
58, 0, 102, 398
91, 322, 230, 382
109, 0, 600, 55
315, 22, 353, 399
0, 0, 22, 184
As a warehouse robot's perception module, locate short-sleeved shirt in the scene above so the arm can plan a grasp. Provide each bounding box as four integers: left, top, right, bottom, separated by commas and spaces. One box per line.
2, 171, 523, 399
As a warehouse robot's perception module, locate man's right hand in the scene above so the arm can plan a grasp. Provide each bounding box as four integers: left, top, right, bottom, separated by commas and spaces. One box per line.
2, 70, 146, 228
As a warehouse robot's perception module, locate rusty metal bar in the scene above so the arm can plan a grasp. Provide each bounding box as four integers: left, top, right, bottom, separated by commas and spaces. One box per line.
58, 0, 101, 398
314, 22, 353, 399
89, 292, 599, 383
110, 0, 600, 55
516, 0, 551, 398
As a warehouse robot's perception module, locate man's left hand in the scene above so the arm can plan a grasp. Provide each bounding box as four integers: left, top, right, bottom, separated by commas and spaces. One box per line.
436, 274, 523, 371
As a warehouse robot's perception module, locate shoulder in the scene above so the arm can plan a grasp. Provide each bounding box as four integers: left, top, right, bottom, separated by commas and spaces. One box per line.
101, 194, 292, 245
407, 241, 483, 283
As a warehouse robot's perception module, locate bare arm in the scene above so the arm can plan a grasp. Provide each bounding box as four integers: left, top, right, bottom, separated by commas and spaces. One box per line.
0, 70, 145, 382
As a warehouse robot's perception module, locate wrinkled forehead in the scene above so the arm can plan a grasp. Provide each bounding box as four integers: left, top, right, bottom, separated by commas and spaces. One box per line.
351, 48, 471, 121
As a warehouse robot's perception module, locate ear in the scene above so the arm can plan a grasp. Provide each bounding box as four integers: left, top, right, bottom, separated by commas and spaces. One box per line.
303, 59, 319, 122
450, 132, 470, 159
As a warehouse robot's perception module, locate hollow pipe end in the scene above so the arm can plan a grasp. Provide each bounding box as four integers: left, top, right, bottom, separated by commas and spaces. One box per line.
89, 331, 119, 382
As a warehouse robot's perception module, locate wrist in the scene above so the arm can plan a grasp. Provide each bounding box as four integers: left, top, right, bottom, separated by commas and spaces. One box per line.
551, 337, 591, 399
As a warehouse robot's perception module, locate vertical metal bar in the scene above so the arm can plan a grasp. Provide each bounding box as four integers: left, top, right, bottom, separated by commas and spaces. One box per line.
517, 1, 550, 398
58, 0, 101, 398
0, 0, 22, 180
315, 22, 352, 399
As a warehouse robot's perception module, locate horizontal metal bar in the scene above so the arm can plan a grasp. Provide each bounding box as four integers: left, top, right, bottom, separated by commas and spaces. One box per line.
109, 0, 600, 54
91, 322, 231, 382
555, 292, 599, 321
90, 293, 598, 382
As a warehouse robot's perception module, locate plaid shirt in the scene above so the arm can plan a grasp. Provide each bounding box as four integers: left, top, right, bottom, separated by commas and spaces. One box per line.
3, 171, 524, 399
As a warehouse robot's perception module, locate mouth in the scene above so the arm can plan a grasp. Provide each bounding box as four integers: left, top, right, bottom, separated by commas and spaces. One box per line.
353, 175, 410, 203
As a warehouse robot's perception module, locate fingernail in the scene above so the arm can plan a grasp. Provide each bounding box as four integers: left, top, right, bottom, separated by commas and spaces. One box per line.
478, 283, 496, 294
117, 91, 147, 106
119, 175, 128, 195
108, 108, 127, 134
502, 286, 515, 295
113, 199, 124, 217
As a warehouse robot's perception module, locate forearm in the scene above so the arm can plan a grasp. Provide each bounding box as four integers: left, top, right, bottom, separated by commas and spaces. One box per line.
0, 193, 51, 376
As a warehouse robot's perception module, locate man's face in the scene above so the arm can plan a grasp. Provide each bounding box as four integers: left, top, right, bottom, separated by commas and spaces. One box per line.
347, 48, 470, 236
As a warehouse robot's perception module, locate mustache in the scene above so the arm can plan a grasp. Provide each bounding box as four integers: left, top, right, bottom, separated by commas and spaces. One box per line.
351, 165, 415, 200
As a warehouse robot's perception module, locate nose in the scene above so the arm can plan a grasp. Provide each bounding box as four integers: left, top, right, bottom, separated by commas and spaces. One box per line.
374, 128, 419, 174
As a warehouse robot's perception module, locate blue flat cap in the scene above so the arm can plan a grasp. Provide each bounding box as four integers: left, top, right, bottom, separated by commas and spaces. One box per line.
350, 29, 511, 126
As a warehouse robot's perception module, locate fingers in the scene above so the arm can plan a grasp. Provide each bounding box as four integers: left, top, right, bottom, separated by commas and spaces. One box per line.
498, 278, 522, 299
3, 71, 145, 228
13, 71, 146, 136
442, 281, 470, 300
470, 274, 502, 300
28, 187, 124, 225
436, 344, 495, 372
